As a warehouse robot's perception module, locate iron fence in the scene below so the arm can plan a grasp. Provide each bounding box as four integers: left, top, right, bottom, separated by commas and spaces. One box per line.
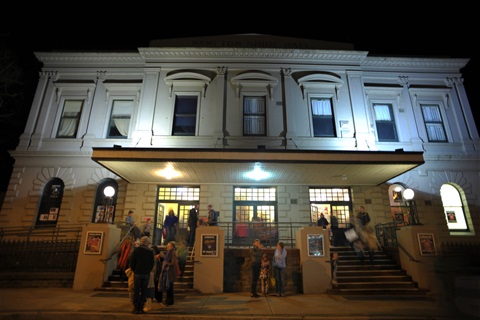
0, 225, 83, 273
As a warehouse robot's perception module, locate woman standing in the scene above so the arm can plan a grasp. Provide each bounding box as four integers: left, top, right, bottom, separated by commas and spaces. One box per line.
163, 209, 179, 244
272, 241, 287, 297
158, 241, 178, 306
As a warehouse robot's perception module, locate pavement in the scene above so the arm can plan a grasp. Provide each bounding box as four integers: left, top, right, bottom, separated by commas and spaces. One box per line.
0, 288, 477, 320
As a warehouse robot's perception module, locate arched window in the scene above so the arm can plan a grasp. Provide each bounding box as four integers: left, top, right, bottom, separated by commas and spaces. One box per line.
36, 178, 64, 226
93, 179, 118, 223
440, 184, 469, 232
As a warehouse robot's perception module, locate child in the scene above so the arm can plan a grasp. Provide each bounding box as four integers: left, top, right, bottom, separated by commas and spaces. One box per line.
259, 253, 270, 294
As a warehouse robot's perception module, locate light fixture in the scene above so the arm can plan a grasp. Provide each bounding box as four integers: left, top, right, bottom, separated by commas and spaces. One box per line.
155, 164, 181, 180
403, 188, 414, 200
103, 186, 115, 197
245, 163, 270, 181
403, 188, 420, 225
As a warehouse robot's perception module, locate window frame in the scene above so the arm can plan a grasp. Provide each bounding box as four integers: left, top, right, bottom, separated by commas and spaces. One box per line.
106, 99, 135, 139
372, 103, 399, 142
55, 98, 85, 138
421, 104, 448, 142
243, 95, 267, 136
171, 92, 200, 136
308, 94, 337, 138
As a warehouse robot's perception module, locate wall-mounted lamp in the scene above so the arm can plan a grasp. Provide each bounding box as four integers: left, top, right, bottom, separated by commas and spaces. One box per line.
403, 188, 420, 225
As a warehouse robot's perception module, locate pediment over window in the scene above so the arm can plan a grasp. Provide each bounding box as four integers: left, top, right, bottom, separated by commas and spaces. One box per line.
164, 72, 212, 98
230, 72, 278, 99
297, 73, 344, 99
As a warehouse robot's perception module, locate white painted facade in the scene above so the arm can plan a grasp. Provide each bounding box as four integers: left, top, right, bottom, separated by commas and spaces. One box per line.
1, 35, 478, 246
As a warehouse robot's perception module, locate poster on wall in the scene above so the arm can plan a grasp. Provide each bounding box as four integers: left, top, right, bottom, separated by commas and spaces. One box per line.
307, 234, 324, 257
446, 211, 457, 223
417, 233, 437, 256
84, 231, 104, 255
201, 234, 218, 257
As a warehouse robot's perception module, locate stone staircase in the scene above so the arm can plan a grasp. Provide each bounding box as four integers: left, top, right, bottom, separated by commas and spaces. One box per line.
327, 246, 429, 296
95, 246, 197, 297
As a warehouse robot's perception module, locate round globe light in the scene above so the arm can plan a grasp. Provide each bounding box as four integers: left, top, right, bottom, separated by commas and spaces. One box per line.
403, 188, 414, 200
104, 186, 115, 197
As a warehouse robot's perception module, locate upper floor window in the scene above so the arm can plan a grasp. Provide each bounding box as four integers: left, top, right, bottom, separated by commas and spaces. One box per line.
57, 100, 84, 138
311, 97, 336, 137
373, 103, 398, 142
172, 95, 198, 136
243, 96, 266, 136
421, 104, 447, 142
107, 100, 133, 138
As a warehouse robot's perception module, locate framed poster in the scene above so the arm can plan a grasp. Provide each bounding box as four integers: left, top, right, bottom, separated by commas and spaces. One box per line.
446, 211, 457, 223
201, 234, 218, 257
307, 234, 324, 257
417, 233, 437, 256
84, 231, 104, 254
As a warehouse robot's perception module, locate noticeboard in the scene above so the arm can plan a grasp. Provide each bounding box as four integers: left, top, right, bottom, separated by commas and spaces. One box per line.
201, 234, 218, 257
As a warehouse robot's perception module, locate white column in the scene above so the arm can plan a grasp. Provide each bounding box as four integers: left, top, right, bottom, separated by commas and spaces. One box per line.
131, 68, 160, 147
16, 72, 51, 151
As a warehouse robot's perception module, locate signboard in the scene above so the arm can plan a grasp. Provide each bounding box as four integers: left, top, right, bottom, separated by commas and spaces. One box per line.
201, 234, 218, 257
307, 234, 324, 257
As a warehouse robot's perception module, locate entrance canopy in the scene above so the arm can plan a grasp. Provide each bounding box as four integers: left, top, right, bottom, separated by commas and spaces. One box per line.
91, 148, 424, 186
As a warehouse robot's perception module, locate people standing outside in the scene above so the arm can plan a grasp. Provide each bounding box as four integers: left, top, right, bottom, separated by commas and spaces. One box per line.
158, 241, 178, 306
126, 210, 142, 243
207, 204, 219, 226
187, 204, 199, 247
317, 213, 329, 229
143, 218, 153, 238
357, 205, 371, 227
163, 209, 179, 244
250, 239, 264, 298
352, 205, 380, 262
176, 240, 188, 279
259, 253, 271, 294
152, 246, 164, 303
272, 241, 287, 297
129, 236, 155, 314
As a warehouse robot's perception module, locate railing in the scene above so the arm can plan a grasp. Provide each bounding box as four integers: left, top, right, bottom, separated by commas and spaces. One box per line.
375, 221, 419, 262
0, 224, 84, 272
215, 221, 313, 248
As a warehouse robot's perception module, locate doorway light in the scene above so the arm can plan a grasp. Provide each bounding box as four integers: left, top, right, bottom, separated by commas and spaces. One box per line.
155, 164, 181, 180
245, 163, 270, 181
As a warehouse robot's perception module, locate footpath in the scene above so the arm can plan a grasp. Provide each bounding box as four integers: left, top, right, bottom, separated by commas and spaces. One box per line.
0, 287, 476, 320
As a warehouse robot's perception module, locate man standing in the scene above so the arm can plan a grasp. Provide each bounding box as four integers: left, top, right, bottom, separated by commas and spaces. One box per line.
250, 239, 264, 298
207, 204, 218, 226
129, 236, 155, 314
187, 204, 199, 247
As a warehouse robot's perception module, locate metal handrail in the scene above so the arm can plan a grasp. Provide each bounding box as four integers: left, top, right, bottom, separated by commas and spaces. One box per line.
0, 224, 85, 242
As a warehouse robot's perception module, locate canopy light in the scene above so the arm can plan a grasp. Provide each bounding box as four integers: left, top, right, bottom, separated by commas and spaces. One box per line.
155, 164, 181, 180
245, 163, 270, 181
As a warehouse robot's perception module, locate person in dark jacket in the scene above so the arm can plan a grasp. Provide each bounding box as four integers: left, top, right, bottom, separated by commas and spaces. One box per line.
187, 204, 199, 247
250, 239, 264, 298
317, 213, 329, 229
129, 236, 155, 314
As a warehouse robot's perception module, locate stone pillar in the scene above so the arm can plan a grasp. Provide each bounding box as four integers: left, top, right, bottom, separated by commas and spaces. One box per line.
73, 223, 121, 290
193, 226, 224, 293
295, 226, 331, 293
